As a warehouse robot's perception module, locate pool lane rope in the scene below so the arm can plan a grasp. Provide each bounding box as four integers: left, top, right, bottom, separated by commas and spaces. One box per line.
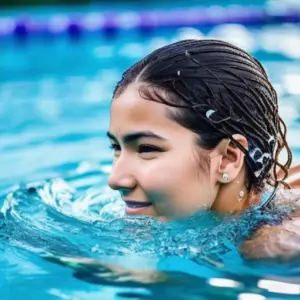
1, 5, 300, 38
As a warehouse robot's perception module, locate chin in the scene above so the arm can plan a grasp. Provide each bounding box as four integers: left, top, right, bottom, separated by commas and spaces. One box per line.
125, 205, 157, 216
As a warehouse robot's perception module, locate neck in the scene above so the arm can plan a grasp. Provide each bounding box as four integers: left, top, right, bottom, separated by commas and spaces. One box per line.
211, 170, 261, 214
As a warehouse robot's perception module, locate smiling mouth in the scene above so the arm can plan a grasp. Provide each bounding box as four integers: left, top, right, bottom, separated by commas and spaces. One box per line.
124, 201, 152, 208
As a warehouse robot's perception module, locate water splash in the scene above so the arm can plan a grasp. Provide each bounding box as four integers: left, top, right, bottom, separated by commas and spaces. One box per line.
1, 171, 290, 266
2, 169, 300, 300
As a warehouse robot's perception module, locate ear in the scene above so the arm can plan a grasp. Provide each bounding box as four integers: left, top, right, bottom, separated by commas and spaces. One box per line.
216, 134, 248, 183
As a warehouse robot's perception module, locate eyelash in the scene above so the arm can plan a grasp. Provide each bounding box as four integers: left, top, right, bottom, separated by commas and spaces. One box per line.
109, 144, 162, 153
109, 144, 121, 151
138, 144, 163, 153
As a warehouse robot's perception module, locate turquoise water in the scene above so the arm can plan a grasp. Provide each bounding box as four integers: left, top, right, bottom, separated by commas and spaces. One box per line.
2, 4, 300, 300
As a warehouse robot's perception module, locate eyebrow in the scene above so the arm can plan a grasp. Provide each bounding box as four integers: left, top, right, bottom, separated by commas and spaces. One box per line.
106, 131, 166, 144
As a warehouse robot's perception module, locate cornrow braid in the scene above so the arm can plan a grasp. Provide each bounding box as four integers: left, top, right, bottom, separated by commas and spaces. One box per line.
113, 39, 292, 193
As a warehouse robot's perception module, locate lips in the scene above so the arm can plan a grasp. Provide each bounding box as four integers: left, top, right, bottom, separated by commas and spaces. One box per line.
124, 201, 152, 208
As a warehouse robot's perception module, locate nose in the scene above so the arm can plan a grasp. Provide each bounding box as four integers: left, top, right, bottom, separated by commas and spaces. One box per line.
108, 156, 137, 192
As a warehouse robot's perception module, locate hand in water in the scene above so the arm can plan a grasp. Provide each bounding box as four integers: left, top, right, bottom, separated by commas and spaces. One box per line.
43, 255, 171, 285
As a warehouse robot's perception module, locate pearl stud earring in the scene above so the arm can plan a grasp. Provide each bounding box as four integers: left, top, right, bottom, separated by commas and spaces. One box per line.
222, 173, 229, 181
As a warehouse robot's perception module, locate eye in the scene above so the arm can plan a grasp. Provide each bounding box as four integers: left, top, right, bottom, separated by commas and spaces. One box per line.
138, 144, 163, 153
109, 144, 121, 151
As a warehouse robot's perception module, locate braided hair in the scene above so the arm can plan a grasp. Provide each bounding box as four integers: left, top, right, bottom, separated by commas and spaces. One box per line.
113, 39, 292, 193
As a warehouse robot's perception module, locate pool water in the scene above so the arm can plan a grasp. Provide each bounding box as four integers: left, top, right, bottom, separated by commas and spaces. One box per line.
2, 5, 300, 300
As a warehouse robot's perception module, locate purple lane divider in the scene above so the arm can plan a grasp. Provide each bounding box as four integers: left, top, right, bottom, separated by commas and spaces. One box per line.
0, 5, 299, 39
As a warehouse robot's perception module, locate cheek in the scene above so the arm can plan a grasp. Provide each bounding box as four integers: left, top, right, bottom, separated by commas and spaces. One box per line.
138, 158, 182, 190
139, 154, 204, 195
139, 156, 214, 218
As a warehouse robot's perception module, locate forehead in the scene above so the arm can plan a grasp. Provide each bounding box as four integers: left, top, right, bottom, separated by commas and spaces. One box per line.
109, 84, 180, 133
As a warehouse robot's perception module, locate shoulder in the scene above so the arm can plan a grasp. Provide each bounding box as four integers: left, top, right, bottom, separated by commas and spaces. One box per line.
272, 188, 300, 211
240, 189, 300, 260
277, 164, 300, 189
239, 165, 300, 260
239, 187, 300, 260
239, 221, 300, 260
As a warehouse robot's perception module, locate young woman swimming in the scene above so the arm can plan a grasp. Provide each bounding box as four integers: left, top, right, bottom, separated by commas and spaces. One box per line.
107, 39, 300, 260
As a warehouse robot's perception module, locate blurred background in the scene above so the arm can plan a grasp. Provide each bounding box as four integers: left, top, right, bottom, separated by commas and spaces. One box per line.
1, 0, 300, 190
0, 0, 87, 6
0, 0, 269, 6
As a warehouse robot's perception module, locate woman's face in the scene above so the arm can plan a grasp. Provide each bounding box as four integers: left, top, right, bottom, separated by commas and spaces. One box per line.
108, 83, 220, 220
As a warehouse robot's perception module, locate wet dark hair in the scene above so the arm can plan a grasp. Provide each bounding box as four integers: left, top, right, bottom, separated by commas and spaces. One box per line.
113, 39, 292, 193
